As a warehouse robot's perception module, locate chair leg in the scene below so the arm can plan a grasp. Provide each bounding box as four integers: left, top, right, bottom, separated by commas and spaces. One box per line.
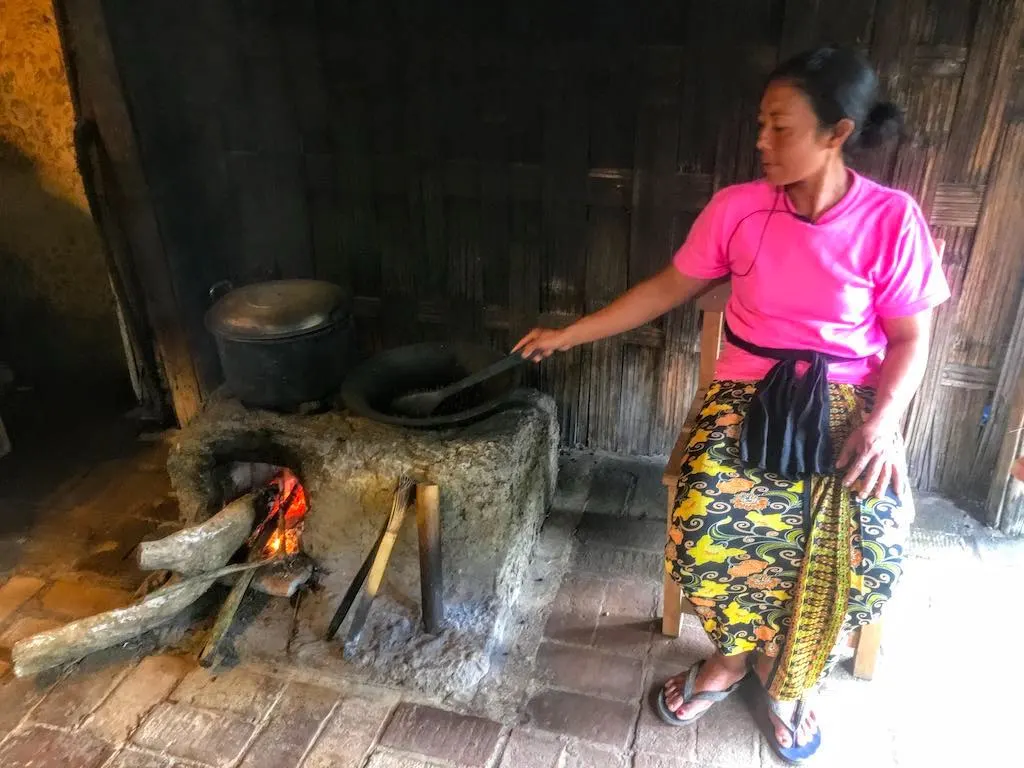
662, 484, 685, 636
662, 572, 682, 637
853, 620, 883, 680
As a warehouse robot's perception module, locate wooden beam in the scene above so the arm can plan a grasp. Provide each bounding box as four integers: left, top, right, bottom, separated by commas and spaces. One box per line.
56, 0, 203, 425
985, 318, 1024, 530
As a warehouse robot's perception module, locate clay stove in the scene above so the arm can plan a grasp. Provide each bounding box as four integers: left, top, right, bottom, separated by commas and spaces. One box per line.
167, 385, 559, 700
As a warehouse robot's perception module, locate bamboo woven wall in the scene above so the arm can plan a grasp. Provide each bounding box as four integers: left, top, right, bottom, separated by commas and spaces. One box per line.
98, 0, 1024, 511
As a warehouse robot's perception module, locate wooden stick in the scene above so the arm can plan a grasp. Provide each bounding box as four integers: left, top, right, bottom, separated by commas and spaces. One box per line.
342, 476, 415, 657
286, 588, 303, 656
324, 517, 388, 641
199, 569, 256, 669
416, 484, 444, 634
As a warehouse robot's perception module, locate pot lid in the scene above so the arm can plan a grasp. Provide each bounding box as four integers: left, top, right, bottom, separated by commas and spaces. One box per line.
206, 279, 350, 341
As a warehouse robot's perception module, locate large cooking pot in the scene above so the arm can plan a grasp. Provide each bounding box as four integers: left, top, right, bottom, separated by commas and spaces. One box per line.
206, 279, 353, 410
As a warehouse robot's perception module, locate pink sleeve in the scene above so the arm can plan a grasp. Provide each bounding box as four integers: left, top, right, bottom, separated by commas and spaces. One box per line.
873, 201, 951, 318
672, 190, 732, 279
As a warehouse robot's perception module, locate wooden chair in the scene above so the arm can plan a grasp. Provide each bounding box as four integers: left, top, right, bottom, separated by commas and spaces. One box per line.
659, 281, 886, 678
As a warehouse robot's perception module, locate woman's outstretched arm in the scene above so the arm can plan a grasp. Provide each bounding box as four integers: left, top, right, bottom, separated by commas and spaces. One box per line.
513, 266, 713, 359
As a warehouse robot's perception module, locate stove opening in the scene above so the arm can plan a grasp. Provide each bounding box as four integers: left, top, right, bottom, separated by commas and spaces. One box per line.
249, 467, 308, 559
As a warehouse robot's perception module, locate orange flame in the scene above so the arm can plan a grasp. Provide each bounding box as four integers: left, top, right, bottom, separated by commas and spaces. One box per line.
260, 469, 307, 559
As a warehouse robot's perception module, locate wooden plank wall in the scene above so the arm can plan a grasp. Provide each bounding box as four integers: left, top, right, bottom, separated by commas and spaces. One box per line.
98, 0, 1024, 512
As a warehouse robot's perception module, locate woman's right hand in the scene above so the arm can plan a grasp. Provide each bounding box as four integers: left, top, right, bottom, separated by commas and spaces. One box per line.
513, 326, 577, 361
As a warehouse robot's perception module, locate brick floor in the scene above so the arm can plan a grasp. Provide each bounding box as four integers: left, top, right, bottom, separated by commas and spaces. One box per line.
564, 741, 630, 768
102, 749, 177, 768
41, 580, 133, 619
85, 655, 192, 743
693, 690, 762, 767
575, 515, 665, 552
30, 662, 131, 729
497, 729, 563, 767
238, 682, 339, 768
593, 578, 658, 658
74, 517, 160, 580
0, 453, 1019, 768
378, 704, 502, 767
524, 689, 637, 750
543, 573, 605, 645
583, 464, 638, 516
170, 665, 284, 721
496, 729, 633, 768
535, 642, 643, 700
0, 723, 113, 768
635, 662, 699, 758
0, 673, 52, 736
363, 753, 448, 768
574, 543, 662, 582
633, 755, 700, 768
650, 616, 716, 665
0, 576, 46, 625
302, 692, 396, 768
0, 616, 65, 648
132, 701, 255, 764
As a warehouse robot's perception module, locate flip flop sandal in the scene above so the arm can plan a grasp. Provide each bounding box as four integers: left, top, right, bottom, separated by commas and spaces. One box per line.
754, 689, 822, 764
655, 660, 745, 726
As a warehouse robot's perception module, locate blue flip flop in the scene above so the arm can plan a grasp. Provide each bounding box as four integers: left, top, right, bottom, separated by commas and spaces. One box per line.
755, 689, 822, 764
655, 660, 745, 726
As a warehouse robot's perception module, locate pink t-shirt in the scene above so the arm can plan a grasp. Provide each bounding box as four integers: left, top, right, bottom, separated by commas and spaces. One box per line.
672, 171, 950, 386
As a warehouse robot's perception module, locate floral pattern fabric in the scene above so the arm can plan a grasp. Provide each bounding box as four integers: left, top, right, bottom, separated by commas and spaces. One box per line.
666, 381, 910, 664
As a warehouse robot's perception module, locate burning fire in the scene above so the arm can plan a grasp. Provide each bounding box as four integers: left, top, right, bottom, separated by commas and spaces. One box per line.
249, 468, 308, 559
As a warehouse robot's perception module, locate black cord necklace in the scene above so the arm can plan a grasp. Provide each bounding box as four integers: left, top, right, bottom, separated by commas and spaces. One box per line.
725, 187, 817, 277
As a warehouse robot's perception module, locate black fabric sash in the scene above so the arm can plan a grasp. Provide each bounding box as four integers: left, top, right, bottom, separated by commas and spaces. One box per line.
724, 323, 863, 480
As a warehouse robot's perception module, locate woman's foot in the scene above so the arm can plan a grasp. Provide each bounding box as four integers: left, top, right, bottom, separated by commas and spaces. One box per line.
753, 653, 818, 748
662, 652, 749, 721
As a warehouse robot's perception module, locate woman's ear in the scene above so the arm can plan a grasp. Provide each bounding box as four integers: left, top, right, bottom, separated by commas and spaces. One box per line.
829, 117, 856, 148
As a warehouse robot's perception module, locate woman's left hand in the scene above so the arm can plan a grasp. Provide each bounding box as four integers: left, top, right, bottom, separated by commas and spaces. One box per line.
836, 417, 907, 502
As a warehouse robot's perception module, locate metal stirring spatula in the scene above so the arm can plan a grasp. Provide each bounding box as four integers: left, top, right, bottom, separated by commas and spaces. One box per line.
390, 353, 527, 418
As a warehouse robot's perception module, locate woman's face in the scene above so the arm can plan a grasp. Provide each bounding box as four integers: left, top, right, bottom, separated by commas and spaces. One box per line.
757, 80, 847, 186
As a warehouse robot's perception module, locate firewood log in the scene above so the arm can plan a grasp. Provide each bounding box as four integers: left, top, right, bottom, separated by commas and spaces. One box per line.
12, 576, 216, 678
137, 491, 258, 574
11, 560, 279, 678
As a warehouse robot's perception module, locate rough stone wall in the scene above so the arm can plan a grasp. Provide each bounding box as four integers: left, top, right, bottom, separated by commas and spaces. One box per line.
0, 0, 123, 385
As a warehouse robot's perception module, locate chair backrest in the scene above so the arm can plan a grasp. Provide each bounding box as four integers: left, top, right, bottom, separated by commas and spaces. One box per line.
691, 237, 946, 389
695, 281, 730, 388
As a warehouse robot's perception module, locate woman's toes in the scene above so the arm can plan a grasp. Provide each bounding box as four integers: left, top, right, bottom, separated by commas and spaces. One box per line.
796, 713, 817, 745
775, 723, 793, 748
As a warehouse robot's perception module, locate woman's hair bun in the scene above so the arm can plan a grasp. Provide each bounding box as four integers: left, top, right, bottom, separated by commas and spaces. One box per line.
858, 101, 904, 149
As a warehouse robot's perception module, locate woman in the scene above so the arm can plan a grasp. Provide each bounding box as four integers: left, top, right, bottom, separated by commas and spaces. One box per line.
515, 47, 950, 763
